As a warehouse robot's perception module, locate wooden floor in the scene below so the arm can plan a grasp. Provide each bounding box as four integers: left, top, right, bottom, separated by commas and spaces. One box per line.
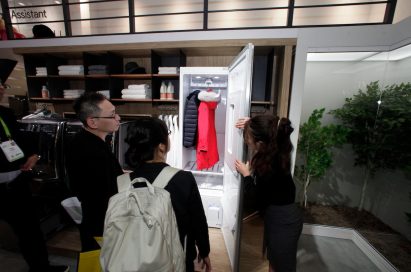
46, 225, 232, 271
207, 228, 232, 271
238, 215, 269, 272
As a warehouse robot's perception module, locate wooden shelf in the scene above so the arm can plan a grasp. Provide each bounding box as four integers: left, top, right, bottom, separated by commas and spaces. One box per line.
251, 101, 274, 105
30, 97, 76, 101
52, 98, 76, 101
110, 74, 152, 79
152, 99, 179, 103
110, 98, 152, 102
86, 75, 110, 78
30, 97, 51, 101
48, 75, 85, 79
27, 75, 48, 78
152, 74, 179, 78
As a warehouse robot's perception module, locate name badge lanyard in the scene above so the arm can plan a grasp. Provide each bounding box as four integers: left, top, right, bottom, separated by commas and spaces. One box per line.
0, 116, 12, 141
0, 116, 25, 162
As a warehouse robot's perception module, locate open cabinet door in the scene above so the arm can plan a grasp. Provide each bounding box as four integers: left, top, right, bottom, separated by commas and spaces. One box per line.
222, 43, 254, 271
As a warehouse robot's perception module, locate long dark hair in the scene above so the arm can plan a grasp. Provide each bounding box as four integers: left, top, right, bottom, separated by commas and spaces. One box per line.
244, 115, 294, 175
125, 117, 169, 168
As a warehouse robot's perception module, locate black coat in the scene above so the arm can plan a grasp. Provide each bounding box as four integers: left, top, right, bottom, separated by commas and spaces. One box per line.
65, 129, 123, 236
183, 90, 200, 148
130, 162, 210, 261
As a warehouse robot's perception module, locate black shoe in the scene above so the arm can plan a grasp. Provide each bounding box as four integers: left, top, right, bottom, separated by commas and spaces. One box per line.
47, 265, 70, 272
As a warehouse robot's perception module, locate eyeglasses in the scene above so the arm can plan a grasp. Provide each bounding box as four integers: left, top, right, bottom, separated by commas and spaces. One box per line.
92, 116, 117, 119
91, 113, 118, 119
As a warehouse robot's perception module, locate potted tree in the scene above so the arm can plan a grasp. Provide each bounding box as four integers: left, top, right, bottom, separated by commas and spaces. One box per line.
295, 108, 347, 208
330, 81, 411, 211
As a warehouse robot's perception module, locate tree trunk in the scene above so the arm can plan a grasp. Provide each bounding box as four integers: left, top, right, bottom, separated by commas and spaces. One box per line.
358, 167, 370, 211
303, 174, 311, 208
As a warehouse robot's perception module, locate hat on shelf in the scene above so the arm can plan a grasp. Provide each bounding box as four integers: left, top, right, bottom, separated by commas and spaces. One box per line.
32, 24, 55, 38
124, 62, 146, 74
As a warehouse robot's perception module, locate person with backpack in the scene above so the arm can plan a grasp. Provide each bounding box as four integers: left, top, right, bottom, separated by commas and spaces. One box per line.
65, 92, 123, 251
123, 117, 212, 272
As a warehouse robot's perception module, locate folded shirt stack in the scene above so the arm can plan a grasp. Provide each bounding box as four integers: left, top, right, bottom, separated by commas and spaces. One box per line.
88, 65, 108, 75
58, 65, 84, 76
158, 67, 178, 74
97, 90, 110, 99
63, 89, 85, 98
36, 67, 47, 76
121, 84, 151, 99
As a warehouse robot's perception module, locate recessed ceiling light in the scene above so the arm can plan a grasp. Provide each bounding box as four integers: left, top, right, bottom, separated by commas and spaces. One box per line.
18, 2, 25, 6
195, 76, 202, 79
214, 76, 220, 79
307, 52, 377, 62
364, 43, 411, 61
55, 0, 61, 4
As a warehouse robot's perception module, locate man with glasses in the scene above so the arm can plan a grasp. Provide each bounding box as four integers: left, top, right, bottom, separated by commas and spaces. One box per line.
66, 92, 123, 251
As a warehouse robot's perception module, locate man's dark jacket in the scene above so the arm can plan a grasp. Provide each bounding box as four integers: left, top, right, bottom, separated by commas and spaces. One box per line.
66, 129, 123, 236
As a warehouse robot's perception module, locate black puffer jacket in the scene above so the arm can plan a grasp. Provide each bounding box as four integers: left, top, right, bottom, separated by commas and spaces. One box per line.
183, 90, 200, 148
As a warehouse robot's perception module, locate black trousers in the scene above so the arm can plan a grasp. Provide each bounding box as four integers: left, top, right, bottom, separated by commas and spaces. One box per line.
78, 223, 100, 252
0, 172, 50, 271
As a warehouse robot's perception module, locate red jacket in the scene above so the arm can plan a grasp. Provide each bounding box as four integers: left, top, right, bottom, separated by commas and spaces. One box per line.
196, 101, 219, 170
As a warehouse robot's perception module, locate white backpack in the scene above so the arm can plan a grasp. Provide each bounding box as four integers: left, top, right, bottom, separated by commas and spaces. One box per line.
100, 166, 186, 272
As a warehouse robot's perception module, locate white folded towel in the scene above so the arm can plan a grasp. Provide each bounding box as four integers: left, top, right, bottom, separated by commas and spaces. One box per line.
121, 89, 150, 95
158, 67, 177, 70
63, 89, 85, 95
158, 67, 178, 74
64, 95, 82, 98
59, 71, 84, 75
58, 65, 84, 71
128, 84, 150, 90
122, 94, 148, 99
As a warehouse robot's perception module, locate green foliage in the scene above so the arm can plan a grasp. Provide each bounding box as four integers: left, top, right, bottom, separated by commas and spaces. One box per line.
295, 108, 348, 207
330, 81, 411, 176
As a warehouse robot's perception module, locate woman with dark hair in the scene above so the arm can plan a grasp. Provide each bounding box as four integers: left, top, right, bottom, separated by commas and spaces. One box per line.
235, 115, 303, 272
125, 117, 212, 272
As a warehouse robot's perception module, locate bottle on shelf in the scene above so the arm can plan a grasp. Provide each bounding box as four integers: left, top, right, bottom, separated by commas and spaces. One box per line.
160, 81, 167, 100
166, 81, 174, 100
41, 85, 49, 98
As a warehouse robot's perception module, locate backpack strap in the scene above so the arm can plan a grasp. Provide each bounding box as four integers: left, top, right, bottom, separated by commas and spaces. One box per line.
117, 172, 132, 193
152, 166, 180, 189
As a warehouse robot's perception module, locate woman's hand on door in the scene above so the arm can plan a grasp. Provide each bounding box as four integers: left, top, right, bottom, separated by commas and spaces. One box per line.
235, 117, 250, 129
235, 159, 250, 177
